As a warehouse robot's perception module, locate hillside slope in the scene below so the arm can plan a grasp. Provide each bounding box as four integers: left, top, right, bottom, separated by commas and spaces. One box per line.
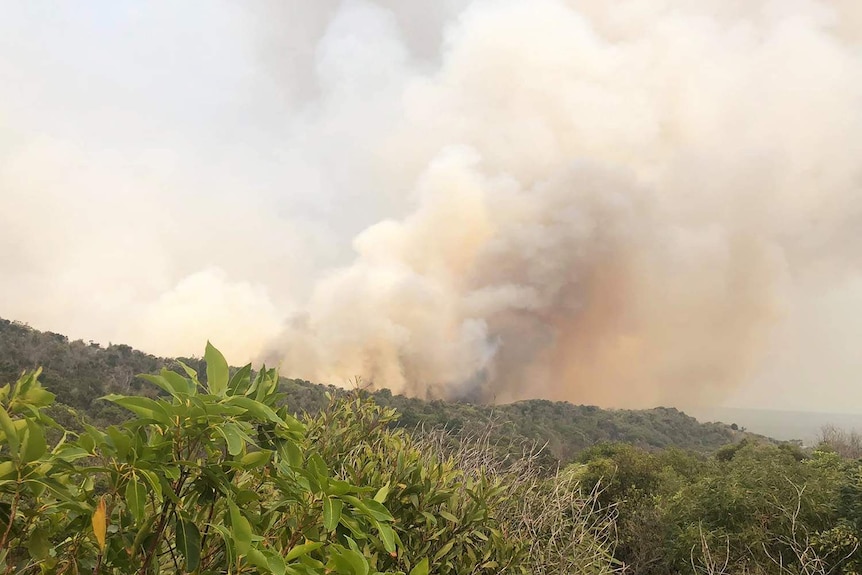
0, 317, 751, 462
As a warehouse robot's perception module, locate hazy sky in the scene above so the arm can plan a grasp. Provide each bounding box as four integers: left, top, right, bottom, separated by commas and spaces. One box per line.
2, 1, 861, 412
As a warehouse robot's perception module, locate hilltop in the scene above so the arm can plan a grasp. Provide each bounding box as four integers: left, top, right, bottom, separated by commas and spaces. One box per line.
0, 317, 752, 463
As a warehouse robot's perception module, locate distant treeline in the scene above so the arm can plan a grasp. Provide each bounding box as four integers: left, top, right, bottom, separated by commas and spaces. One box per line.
1, 317, 752, 464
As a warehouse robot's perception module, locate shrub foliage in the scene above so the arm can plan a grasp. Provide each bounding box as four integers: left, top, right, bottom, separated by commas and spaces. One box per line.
0, 345, 430, 574
0, 345, 617, 575
4, 340, 862, 575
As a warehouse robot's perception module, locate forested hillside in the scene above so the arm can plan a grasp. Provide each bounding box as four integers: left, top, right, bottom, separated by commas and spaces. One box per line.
0, 318, 747, 463
3, 339, 862, 574
6, 320, 862, 574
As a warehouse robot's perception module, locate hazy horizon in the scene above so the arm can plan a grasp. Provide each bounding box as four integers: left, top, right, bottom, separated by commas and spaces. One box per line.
10, 313, 862, 427
2, 1, 862, 412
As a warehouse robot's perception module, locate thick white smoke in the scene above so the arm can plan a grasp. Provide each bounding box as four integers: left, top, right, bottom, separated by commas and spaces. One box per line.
266, 0, 862, 407
2, 0, 861, 409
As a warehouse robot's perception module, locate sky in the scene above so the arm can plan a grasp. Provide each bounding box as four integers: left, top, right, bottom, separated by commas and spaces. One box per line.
1, 0, 861, 412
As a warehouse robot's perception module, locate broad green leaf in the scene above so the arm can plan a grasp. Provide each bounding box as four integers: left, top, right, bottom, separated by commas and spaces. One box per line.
137, 469, 163, 503
240, 450, 271, 469
247, 547, 270, 572
433, 539, 455, 561
138, 374, 181, 398
335, 514, 365, 541
409, 558, 429, 575
298, 554, 326, 570
162, 465, 181, 480
228, 363, 252, 394
189, 396, 245, 417
323, 496, 343, 531
15, 368, 39, 395
125, 475, 146, 523
327, 546, 369, 575
229, 500, 252, 554
77, 432, 95, 453
253, 368, 275, 401
373, 483, 390, 503
22, 418, 46, 463
235, 488, 260, 506
377, 521, 397, 554
131, 515, 157, 557
0, 405, 19, 461
277, 439, 303, 468
27, 525, 50, 560
223, 396, 287, 426
278, 411, 306, 434
19, 386, 55, 408
264, 549, 287, 575
285, 541, 323, 562
176, 360, 200, 382
343, 496, 393, 522
216, 423, 245, 456
106, 426, 131, 460
210, 524, 237, 566
345, 535, 360, 554
0, 461, 16, 480
308, 453, 329, 481
53, 446, 90, 462
176, 518, 201, 572
326, 479, 361, 497
162, 368, 194, 395
26, 477, 79, 503
139, 369, 194, 398
101, 395, 171, 425
205, 342, 229, 396
439, 510, 459, 524
28, 476, 47, 497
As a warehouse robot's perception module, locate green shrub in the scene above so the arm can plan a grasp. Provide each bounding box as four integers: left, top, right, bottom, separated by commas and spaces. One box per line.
305, 394, 526, 574
0, 346, 423, 574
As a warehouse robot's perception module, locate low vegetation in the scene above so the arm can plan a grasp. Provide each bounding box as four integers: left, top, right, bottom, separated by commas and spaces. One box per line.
3, 322, 862, 574
0, 318, 754, 464
0, 345, 617, 574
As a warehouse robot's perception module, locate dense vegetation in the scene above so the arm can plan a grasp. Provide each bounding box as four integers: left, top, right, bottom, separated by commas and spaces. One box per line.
4, 329, 862, 573
0, 345, 615, 574
0, 318, 753, 464
3, 346, 862, 574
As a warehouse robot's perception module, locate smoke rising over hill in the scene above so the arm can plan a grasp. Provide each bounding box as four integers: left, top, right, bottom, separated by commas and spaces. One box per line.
2, 1, 862, 408
264, 0, 862, 406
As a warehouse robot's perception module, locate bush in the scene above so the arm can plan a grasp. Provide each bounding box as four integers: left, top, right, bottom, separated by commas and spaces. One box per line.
0, 346, 417, 574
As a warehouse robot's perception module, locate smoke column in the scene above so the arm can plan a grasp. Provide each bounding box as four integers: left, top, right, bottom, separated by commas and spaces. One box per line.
265, 0, 862, 407
2, 0, 861, 409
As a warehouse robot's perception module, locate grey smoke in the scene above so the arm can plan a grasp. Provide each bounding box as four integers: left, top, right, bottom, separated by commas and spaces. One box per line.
265, 0, 862, 408
1, 0, 861, 409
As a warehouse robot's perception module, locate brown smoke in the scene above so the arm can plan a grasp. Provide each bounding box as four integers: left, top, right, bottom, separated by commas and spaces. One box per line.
2, 1, 861, 410
266, 0, 862, 407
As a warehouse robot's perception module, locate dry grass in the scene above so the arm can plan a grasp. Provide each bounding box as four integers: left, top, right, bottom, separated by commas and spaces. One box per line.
415, 423, 622, 575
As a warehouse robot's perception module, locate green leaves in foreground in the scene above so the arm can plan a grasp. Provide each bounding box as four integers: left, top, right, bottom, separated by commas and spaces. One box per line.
228, 500, 253, 555
324, 496, 344, 531
124, 475, 146, 523
0, 345, 451, 575
409, 558, 430, 575
0, 404, 20, 461
176, 518, 201, 572
205, 340, 229, 395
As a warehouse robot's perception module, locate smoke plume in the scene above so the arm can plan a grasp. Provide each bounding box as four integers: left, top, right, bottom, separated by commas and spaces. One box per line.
2, 0, 862, 408
266, 0, 862, 407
